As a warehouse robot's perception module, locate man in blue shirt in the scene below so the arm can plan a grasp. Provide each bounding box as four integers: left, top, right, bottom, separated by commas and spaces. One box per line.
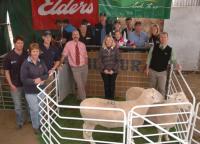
40, 30, 60, 74
129, 21, 148, 48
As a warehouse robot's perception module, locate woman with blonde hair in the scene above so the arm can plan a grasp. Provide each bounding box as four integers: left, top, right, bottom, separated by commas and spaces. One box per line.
149, 24, 160, 46
20, 43, 48, 134
98, 35, 120, 100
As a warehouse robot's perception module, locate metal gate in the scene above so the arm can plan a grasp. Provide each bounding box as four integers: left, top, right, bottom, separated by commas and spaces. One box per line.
190, 102, 200, 144
37, 71, 127, 144
127, 70, 196, 144
37, 70, 198, 144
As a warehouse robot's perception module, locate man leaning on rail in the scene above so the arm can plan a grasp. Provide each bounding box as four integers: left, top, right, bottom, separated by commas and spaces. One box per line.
145, 32, 182, 96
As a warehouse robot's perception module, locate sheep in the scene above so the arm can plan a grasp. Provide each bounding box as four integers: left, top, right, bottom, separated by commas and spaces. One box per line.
126, 90, 190, 143
80, 88, 164, 144
147, 92, 190, 142
125, 87, 145, 101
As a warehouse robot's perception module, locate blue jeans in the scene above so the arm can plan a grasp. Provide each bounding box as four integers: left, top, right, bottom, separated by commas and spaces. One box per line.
10, 87, 25, 126
25, 92, 45, 129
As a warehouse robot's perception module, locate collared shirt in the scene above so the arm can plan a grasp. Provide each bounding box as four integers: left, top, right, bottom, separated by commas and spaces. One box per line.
62, 40, 88, 67
3, 49, 27, 87
146, 44, 177, 67
128, 31, 148, 47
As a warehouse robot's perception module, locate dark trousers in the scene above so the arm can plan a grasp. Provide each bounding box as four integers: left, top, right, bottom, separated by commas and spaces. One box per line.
101, 73, 117, 100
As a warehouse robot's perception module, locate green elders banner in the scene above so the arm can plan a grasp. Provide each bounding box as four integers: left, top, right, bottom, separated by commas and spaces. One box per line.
99, 0, 172, 19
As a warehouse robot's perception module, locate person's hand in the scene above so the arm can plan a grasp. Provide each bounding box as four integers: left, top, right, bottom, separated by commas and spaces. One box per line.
48, 69, 55, 76
104, 69, 109, 74
34, 78, 42, 84
176, 64, 182, 72
109, 70, 114, 75
58, 64, 64, 70
40, 81, 45, 85
131, 44, 136, 48
144, 67, 149, 76
10, 84, 17, 92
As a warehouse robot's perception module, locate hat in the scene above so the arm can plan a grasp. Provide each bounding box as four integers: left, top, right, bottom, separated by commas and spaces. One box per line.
43, 30, 52, 36
100, 12, 106, 16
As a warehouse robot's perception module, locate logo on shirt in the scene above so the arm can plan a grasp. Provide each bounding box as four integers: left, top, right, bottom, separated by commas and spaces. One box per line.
11, 60, 17, 64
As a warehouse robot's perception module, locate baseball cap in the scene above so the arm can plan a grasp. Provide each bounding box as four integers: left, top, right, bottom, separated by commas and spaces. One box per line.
43, 30, 52, 36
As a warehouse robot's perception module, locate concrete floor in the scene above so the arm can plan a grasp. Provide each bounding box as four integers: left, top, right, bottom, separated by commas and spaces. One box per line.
0, 110, 39, 144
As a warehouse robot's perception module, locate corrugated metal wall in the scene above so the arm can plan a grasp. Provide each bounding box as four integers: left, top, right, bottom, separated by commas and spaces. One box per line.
173, 0, 200, 6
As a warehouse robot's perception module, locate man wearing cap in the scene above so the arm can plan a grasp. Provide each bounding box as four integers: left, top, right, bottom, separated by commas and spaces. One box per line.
60, 30, 88, 101
122, 17, 135, 41
94, 12, 112, 45
40, 30, 60, 74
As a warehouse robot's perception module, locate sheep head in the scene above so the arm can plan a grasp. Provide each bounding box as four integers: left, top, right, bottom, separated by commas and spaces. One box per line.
125, 87, 145, 101
168, 92, 191, 111
141, 88, 165, 104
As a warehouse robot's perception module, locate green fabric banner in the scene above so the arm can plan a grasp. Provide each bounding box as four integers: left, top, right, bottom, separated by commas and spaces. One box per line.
99, 0, 172, 19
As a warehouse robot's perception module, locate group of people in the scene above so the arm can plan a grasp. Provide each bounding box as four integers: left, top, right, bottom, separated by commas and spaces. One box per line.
3, 14, 181, 134
62, 13, 159, 48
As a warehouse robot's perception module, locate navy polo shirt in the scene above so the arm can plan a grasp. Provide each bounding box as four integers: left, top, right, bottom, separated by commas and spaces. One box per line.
39, 44, 60, 71
3, 49, 27, 87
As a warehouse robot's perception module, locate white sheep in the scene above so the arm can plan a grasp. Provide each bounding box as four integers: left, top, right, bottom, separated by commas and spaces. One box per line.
125, 87, 145, 101
126, 90, 190, 143
147, 92, 190, 142
80, 88, 164, 144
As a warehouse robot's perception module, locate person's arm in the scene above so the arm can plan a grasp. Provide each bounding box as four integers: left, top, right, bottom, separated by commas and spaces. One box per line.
58, 43, 68, 68
5, 70, 16, 91
170, 49, 177, 64
59, 55, 65, 67
145, 46, 154, 76
170, 49, 182, 71
52, 47, 62, 71
40, 62, 49, 81
3, 56, 16, 91
52, 61, 60, 70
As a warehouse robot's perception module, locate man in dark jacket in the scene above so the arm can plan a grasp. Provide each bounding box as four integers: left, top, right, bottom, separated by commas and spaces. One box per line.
94, 12, 112, 45
122, 17, 134, 40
